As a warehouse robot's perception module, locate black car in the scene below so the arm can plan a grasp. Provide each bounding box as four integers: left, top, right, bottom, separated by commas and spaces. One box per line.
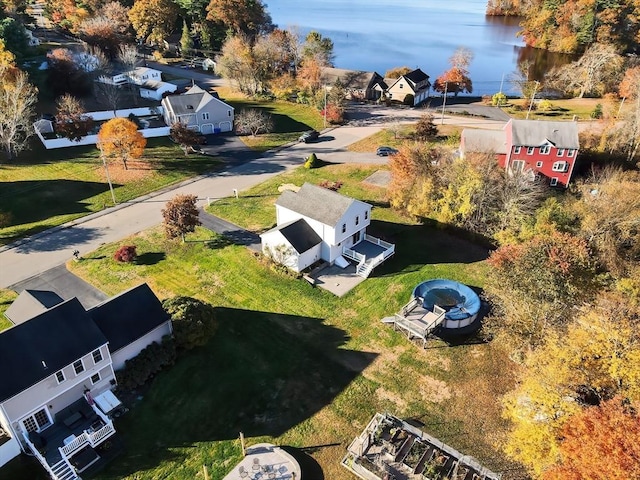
299, 130, 320, 143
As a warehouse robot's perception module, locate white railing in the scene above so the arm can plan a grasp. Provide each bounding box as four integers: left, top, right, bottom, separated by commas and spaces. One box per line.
343, 247, 365, 264
364, 234, 394, 250
21, 431, 57, 478
59, 419, 115, 457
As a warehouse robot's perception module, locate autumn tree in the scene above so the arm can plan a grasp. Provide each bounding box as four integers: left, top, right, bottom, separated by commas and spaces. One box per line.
546, 43, 624, 98
79, 16, 122, 59
217, 35, 265, 95
433, 47, 474, 96
54, 94, 94, 142
301, 30, 333, 66
0, 65, 37, 161
414, 113, 438, 140
604, 66, 640, 163
205, 0, 272, 38
502, 294, 640, 475
0, 38, 15, 67
169, 122, 202, 155
0, 17, 29, 60
162, 194, 201, 240
45, 0, 90, 33
128, 0, 178, 45
541, 397, 640, 480
46, 48, 93, 96
385, 66, 412, 79
234, 109, 273, 136
486, 232, 597, 348
97, 118, 146, 170
179, 20, 193, 56
95, 78, 123, 114
100, 1, 131, 36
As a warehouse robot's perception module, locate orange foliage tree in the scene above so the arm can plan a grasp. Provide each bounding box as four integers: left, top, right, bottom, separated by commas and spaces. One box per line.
542, 397, 640, 480
96, 118, 146, 170
433, 47, 474, 96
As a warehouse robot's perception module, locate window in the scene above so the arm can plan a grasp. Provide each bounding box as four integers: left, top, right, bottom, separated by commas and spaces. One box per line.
92, 349, 103, 364
552, 161, 568, 172
540, 145, 551, 155
514, 146, 521, 154
342, 223, 346, 233
526, 146, 535, 155
73, 359, 84, 375
567, 149, 575, 157
550, 177, 558, 186
91, 373, 101, 385
511, 160, 525, 173
22, 408, 51, 433
536, 161, 543, 168
202, 112, 209, 120
355, 216, 359, 226
365, 211, 368, 220
55, 370, 65, 384
557, 148, 565, 157
399, 83, 403, 89
228, 110, 231, 117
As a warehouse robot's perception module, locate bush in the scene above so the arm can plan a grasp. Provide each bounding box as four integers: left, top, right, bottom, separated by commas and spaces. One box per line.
591, 103, 603, 119
538, 99, 554, 111
152, 50, 164, 61
116, 336, 176, 391
492, 92, 507, 106
319, 180, 343, 191
114, 245, 137, 262
402, 94, 415, 106
304, 152, 319, 169
162, 296, 218, 350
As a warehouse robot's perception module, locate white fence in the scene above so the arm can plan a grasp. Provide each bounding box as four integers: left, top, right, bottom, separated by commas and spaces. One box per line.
33, 107, 169, 150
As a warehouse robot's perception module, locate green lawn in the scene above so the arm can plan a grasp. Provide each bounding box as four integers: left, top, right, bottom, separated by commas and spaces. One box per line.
217, 87, 325, 152
4, 164, 520, 480
0, 138, 222, 245
347, 125, 462, 153
0, 289, 17, 331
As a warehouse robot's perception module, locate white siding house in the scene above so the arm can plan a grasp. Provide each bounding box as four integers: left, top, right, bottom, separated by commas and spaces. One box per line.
98, 67, 177, 101
161, 85, 234, 134
386, 68, 431, 106
261, 183, 395, 278
0, 283, 171, 479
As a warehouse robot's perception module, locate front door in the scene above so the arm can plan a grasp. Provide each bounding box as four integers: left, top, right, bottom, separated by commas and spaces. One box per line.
352, 231, 361, 245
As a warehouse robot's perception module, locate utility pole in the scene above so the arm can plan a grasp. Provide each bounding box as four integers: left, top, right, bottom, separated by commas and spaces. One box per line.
97, 142, 117, 205
440, 81, 448, 125
323, 86, 327, 129
526, 81, 540, 120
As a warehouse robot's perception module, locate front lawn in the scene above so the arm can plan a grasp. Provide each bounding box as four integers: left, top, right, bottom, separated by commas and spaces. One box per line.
8, 163, 520, 479
0, 139, 222, 245
0, 289, 17, 332
216, 87, 325, 152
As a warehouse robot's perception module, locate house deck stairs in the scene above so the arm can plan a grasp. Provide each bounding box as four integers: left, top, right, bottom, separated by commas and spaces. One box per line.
50, 458, 79, 480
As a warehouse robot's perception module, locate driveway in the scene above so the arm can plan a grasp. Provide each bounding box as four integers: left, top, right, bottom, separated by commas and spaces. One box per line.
9, 264, 108, 309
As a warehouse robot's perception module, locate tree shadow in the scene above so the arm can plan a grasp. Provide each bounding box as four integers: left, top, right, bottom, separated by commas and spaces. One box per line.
281, 446, 328, 480
9, 225, 105, 254
204, 236, 234, 250
0, 179, 120, 227
135, 252, 166, 265
365, 220, 490, 276
100, 308, 377, 478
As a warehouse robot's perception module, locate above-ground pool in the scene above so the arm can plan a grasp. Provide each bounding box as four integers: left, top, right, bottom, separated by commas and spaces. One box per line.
412, 279, 481, 332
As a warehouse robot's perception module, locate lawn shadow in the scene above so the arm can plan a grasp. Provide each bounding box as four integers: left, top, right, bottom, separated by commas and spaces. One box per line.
135, 252, 166, 265
366, 220, 490, 276
101, 308, 377, 478
0, 179, 121, 227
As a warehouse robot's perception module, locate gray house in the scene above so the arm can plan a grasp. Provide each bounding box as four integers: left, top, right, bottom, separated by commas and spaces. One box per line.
0, 284, 172, 479
320, 67, 388, 101
161, 85, 234, 134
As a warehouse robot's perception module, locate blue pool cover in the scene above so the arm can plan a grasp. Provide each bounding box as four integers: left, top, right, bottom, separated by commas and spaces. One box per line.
412, 279, 481, 321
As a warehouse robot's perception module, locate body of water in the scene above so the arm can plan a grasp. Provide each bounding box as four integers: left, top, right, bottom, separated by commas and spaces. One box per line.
266, 0, 566, 96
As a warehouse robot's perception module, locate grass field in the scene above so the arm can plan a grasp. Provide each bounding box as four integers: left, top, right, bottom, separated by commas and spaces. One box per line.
504, 97, 605, 121
0, 138, 222, 245
0, 289, 17, 332
0, 163, 525, 480
216, 87, 325, 151
347, 124, 462, 154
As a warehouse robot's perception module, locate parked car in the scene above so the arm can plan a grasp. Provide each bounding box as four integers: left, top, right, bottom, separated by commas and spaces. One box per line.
299, 130, 320, 143
376, 146, 398, 156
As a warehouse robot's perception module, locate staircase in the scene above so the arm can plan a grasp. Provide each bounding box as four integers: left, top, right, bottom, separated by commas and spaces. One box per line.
356, 260, 374, 278
50, 459, 79, 480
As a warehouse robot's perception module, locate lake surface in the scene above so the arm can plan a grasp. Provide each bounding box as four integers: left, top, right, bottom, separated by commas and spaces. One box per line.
266, 0, 561, 96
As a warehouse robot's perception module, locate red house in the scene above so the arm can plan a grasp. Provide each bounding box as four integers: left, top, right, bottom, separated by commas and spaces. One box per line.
460, 119, 580, 187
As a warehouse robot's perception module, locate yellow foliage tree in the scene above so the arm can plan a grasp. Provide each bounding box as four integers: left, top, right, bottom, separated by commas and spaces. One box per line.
502, 293, 640, 476
128, 0, 178, 45
96, 118, 146, 170
0, 39, 15, 67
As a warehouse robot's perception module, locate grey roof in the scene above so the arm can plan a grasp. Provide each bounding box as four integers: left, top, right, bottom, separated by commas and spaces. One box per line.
404, 68, 429, 84
276, 183, 369, 227
0, 298, 107, 402
163, 85, 233, 116
89, 283, 170, 353
320, 67, 385, 90
262, 219, 322, 253
4, 290, 64, 325
510, 119, 579, 148
462, 129, 508, 154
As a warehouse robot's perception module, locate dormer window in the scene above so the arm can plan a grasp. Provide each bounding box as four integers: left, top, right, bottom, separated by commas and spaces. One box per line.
514, 146, 521, 154
527, 147, 534, 155
567, 149, 575, 157
557, 148, 565, 157
55, 370, 65, 384
540, 145, 550, 155
73, 359, 84, 375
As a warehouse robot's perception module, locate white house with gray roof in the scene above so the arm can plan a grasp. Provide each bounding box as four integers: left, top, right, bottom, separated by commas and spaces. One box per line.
260, 183, 395, 278
161, 85, 234, 134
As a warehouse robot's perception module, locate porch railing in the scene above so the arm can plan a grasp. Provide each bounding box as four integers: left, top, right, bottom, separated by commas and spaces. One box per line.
342, 247, 365, 264
364, 234, 394, 250
21, 431, 57, 478
59, 420, 115, 458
